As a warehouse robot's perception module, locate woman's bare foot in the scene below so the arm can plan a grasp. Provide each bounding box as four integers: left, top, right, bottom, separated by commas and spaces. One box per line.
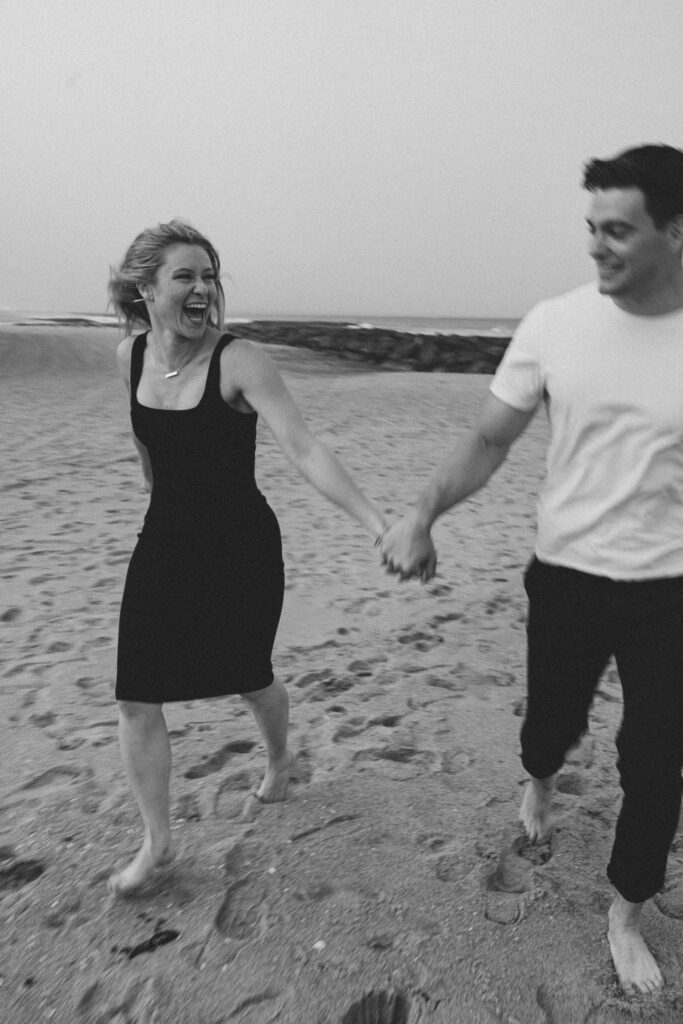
608, 896, 664, 995
256, 753, 291, 803
108, 835, 175, 896
519, 775, 556, 842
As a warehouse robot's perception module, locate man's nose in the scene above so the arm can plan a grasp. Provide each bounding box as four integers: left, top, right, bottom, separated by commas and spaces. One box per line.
589, 232, 607, 259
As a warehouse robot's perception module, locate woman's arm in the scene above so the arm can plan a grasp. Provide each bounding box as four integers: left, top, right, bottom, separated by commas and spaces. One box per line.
116, 336, 153, 493
222, 340, 385, 538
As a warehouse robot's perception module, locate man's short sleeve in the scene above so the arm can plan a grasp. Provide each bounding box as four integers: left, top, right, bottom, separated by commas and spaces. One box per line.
490, 302, 546, 413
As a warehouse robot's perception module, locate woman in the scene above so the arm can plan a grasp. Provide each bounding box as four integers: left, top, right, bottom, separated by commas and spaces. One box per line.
109, 219, 385, 894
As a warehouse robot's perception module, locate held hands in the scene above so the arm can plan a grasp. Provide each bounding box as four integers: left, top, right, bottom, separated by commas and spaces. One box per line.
379, 515, 437, 582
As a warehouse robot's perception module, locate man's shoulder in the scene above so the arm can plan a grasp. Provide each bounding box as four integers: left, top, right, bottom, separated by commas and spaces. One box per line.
535, 282, 598, 317
516, 283, 603, 339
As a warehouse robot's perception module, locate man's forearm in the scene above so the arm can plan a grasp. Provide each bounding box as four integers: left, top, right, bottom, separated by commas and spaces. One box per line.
411, 430, 507, 529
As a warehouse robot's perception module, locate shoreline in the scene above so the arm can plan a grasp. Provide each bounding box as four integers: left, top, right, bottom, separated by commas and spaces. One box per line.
0, 317, 512, 374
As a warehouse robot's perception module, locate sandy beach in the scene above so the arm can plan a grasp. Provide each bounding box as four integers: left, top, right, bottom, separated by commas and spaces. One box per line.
1, 325, 682, 1024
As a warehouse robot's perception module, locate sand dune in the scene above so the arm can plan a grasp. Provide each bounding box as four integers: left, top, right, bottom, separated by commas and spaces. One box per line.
1, 325, 682, 1022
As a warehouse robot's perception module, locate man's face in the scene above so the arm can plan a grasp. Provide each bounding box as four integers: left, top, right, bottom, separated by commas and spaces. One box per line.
586, 188, 676, 306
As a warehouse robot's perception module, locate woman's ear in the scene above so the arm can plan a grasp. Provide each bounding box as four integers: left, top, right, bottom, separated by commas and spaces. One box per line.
667, 214, 683, 252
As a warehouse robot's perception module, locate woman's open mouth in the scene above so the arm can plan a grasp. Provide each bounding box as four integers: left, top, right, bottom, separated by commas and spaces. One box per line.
184, 303, 207, 324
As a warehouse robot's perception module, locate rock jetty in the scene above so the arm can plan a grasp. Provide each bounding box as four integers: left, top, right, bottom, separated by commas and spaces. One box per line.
232, 320, 512, 373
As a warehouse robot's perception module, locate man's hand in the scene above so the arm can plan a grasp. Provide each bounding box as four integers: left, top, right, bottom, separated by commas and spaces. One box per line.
380, 515, 437, 581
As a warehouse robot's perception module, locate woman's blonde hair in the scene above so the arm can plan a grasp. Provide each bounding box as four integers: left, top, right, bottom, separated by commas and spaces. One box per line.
109, 219, 226, 334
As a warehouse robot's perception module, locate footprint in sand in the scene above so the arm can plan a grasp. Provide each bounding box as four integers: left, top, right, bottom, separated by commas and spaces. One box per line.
347, 659, 376, 677
184, 739, 256, 779
425, 674, 467, 696
46, 640, 73, 653
292, 668, 335, 689
485, 834, 554, 924
340, 989, 411, 1024
440, 748, 474, 776
353, 742, 436, 780
222, 837, 268, 878
428, 611, 463, 628
214, 874, 270, 941
307, 676, 355, 701
397, 629, 443, 652
434, 848, 471, 883
332, 717, 366, 742
213, 770, 255, 818
20, 765, 82, 790
1, 607, 22, 622
75, 676, 97, 691
29, 710, 57, 727
367, 713, 403, 728
0, 855, 45, 893
427, 583, 453, 597
555, 770, 586, 796
483, 591, 513, 616
174, 792, 202, 821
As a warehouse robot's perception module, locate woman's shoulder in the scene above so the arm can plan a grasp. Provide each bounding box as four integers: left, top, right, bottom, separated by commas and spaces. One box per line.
218, 333, 256, 354
116, 333, 140, 384
218, 335, 273, 374
117, 331, 140, 355
217, 334, 281, 408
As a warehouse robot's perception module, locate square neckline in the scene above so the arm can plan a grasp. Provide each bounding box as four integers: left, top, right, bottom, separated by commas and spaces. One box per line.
134, 332, 222, 413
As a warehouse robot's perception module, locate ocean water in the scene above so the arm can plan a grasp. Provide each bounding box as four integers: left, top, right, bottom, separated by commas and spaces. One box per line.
2, 310, 518, 338
345, 315, 519, 338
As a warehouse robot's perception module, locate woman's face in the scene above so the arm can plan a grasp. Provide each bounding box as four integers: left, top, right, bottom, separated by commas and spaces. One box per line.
148, 243, 218, 337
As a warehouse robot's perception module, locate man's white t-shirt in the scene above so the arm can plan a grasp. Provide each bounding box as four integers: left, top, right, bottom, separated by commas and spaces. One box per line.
490, 283, 683, 580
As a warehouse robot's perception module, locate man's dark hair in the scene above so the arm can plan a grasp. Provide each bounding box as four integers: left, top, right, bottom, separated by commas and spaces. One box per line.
583, 144, 683, 228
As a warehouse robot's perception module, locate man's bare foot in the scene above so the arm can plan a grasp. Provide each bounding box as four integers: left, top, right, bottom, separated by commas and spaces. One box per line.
519, 775, 556, 842
108, 836, 175, 896
608, 896, 664, 995
256, 753, 291, 803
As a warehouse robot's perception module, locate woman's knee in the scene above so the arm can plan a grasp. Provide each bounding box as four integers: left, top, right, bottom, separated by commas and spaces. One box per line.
240, 680, 284, 705
117, 700, 163, 725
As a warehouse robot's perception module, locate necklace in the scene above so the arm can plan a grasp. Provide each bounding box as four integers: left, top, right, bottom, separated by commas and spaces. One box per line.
152, 335, 205, 379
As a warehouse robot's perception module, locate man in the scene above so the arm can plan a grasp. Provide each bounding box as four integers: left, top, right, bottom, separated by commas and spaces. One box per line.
381, 144, 683, 995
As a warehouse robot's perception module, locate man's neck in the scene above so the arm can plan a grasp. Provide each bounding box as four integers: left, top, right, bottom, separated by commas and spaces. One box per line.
611, 272, 683, 316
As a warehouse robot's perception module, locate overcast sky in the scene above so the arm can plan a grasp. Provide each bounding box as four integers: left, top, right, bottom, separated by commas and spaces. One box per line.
2, 0, 681, 317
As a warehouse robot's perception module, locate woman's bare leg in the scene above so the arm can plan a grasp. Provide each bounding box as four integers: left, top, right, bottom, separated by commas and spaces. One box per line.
240, 679, 290, 801
109, 700, 175, 894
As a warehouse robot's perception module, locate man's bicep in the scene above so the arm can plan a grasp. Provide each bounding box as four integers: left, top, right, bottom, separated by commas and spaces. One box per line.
477, 391, 537, 450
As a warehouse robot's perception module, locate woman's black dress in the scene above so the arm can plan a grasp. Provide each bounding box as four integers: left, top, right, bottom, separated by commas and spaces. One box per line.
116, 333, 284, 703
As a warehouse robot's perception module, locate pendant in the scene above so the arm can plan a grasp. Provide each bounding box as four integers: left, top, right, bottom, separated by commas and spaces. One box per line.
164, 370, 179, 379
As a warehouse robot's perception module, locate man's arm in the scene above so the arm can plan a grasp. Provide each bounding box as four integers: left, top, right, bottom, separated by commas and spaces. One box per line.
381, 391, 537, 579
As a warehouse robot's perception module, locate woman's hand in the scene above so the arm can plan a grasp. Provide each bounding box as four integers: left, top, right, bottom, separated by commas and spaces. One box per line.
380, 515, 437, 581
